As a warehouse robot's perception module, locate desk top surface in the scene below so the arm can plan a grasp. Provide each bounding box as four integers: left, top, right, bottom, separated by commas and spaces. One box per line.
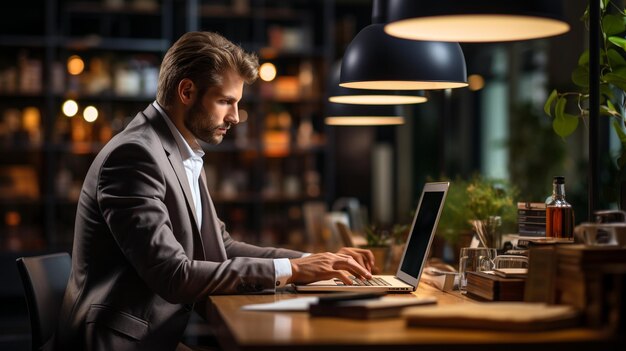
207, 283, 617, 351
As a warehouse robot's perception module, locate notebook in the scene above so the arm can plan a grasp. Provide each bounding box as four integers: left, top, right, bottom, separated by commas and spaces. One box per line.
295, 181, 450, 293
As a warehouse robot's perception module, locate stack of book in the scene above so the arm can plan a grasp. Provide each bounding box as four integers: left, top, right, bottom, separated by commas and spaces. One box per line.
517, 202, 546, 237
516, 237, 574, 249
555, 244, 626, 328
309, 294, 437, 319
403, 302, 580, 331
465, 271, 526, 301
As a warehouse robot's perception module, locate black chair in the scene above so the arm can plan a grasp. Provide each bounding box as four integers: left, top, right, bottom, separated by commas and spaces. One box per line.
16, 252, 71, 351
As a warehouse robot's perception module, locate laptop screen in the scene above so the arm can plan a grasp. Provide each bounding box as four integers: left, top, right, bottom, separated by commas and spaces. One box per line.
395, 182, 449, 287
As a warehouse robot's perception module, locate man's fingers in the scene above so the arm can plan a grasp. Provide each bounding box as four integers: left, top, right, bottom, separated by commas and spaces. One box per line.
339, 251, 371, 270
337, 252, 374, 277
336, 259, 372, 279
335, 272, 354, 285
352, 254, 372, 273
337, 247, 375, 273
361, 249, 376, 267
352, 255, 366, 270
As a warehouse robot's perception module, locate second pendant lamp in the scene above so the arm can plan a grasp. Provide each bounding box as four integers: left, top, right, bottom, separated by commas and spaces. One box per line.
326, 61, 405, 126
339, 0, 468, 91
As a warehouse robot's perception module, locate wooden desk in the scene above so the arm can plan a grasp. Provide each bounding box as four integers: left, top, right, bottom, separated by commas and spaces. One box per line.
207, 283, 619, 351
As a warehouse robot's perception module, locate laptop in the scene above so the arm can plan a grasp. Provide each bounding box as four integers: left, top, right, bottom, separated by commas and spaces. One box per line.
295, 181, 450, 293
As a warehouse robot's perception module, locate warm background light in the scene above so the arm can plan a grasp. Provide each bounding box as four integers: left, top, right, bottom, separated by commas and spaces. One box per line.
259, 62, 277, 82
467, 74, 485, 91
340, 80, 467, 90
325, 116, 405, 126
83, 106, 98, 122
5, 211, 21, 226
62, 100, 79, 117
22, 107, 41, 131
67, 55, 85, 75
329, 95, 427, 105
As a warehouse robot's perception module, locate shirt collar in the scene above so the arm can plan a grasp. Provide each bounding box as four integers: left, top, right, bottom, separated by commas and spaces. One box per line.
153, 101, 204, 160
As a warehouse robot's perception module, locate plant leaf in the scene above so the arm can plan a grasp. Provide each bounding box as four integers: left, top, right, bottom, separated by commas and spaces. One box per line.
601, 105, 614, 116
609, 36, 626, 50
554, 96, 567, 121
607, 48, 626, 68
572, 65, 590, 87
603, 14, 626, 35
578, 49, 590, 66
602, 100, 621, 117
607, 99, 617, 112
600, 84, 615, 100
553, 113, 579, 138
604, 70, 626, 91
602, 0, 610, 10
544, 89, 558, 117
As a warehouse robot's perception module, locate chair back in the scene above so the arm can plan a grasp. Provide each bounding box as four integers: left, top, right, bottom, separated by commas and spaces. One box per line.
16, 252, 71, 351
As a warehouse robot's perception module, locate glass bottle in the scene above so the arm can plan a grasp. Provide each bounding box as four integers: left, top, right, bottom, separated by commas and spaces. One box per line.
545, 176, 574, 239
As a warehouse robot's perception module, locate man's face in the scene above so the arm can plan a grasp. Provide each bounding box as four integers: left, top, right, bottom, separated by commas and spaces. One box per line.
184, 69, 244, 145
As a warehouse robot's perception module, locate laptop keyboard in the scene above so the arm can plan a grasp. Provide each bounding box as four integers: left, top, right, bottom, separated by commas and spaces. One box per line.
334, 276, 391, 286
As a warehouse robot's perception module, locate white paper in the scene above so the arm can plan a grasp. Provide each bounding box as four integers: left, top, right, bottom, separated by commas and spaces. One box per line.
241, 297, 319, 311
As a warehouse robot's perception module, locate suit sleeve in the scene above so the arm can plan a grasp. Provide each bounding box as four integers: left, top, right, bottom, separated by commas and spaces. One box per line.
219, 219, 305, 259
98, 142, 280, 301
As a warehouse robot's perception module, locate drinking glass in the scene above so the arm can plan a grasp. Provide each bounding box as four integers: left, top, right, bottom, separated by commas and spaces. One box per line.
458, 247, 497, 293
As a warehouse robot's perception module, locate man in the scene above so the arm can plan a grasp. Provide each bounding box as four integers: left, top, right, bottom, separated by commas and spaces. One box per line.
55, 31, 374, 351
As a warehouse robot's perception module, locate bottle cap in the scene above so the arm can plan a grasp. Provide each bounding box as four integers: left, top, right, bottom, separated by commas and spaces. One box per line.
553, 176, 565, 184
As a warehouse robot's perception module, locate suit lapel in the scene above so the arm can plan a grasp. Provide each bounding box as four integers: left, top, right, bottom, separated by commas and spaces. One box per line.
142, 105, 205, 259
200, 169, 227, 261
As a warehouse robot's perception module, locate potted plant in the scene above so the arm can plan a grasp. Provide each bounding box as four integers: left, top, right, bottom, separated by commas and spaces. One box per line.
362, 224, 393, 273
543, 0, 626, 207
436, 175, 518, 254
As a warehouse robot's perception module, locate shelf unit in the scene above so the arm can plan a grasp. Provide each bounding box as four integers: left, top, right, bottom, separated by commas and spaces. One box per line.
187, 0, 336, 249
0, 0, 336, 252
0, 0, 174, 251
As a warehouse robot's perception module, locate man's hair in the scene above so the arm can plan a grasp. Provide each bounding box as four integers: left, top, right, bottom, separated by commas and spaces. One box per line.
156, 31, 259, 107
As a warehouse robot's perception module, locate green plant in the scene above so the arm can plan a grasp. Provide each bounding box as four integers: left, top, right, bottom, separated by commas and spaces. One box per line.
466, 175, 518, 225
363, 224, 392, 247
543, 0, 626, 168
436, 175, 518, 245
391, 223, 410, 245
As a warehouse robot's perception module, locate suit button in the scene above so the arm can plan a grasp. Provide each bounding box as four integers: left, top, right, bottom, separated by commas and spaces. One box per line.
184, 304, 193, 312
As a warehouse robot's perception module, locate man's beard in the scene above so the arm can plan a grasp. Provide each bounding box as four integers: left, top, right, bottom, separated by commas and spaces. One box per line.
184, 99, 230, 145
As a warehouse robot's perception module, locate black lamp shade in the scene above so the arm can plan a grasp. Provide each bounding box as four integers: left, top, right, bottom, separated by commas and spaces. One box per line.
385, 0, 570, 42
328, 61, 427, 105
339, 24, 467, 90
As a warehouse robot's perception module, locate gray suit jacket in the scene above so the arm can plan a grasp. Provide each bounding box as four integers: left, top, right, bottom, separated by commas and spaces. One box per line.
56, 104, 303, 351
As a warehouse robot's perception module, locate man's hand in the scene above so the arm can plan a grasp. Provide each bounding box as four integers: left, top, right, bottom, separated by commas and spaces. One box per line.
287, 251, 373, 286
336, 247, 375, 273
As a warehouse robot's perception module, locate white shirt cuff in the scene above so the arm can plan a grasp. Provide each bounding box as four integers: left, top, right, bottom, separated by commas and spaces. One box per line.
273, 258, 292, 288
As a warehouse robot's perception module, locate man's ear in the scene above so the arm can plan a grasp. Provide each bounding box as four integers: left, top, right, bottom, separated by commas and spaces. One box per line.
178, 78, 195, 105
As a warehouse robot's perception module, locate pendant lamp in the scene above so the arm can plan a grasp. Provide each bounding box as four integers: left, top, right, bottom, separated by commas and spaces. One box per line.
384, 0, 569, 43
339, 0, 467, 91
328, 61, 427, 105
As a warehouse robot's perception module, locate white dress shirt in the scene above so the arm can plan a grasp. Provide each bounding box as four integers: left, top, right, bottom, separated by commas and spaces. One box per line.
153, 102, 293, 287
